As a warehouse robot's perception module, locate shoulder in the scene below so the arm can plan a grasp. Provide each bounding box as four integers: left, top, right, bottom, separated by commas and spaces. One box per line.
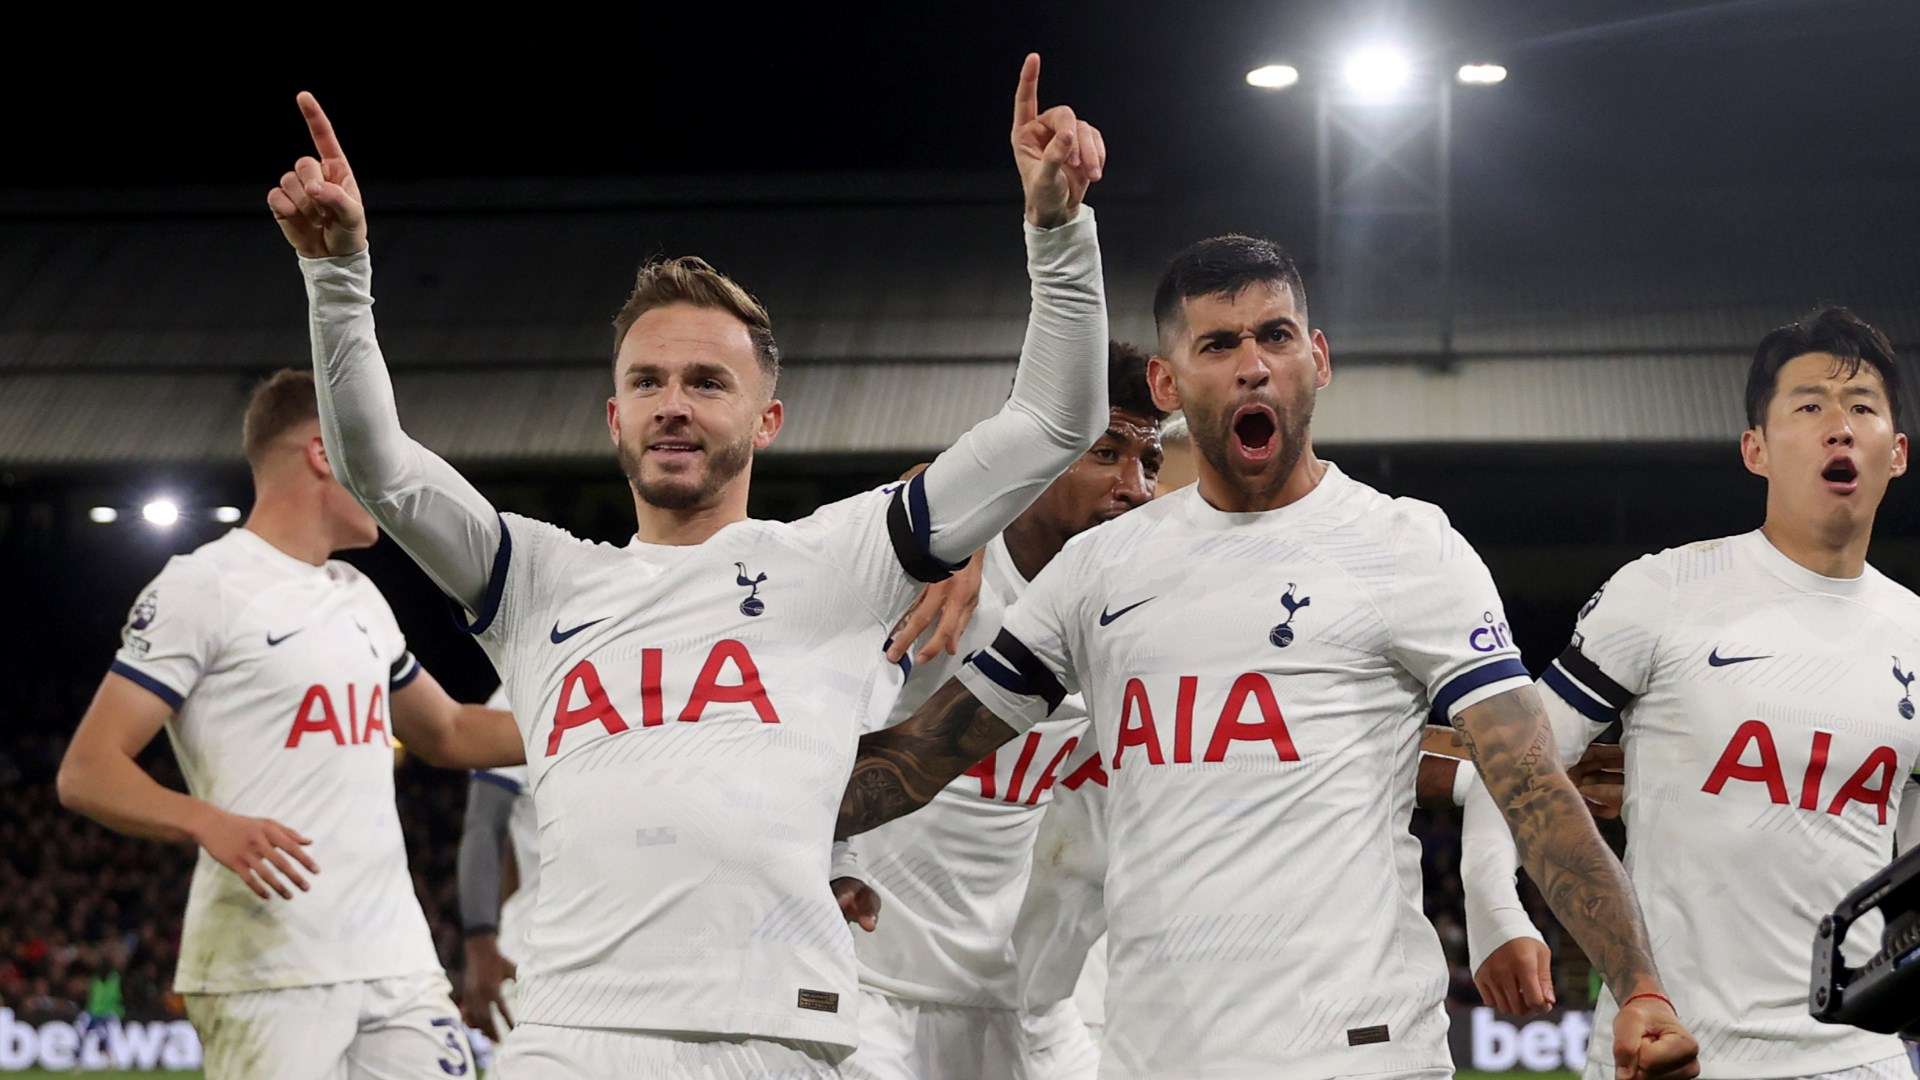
776, 485, 894, 543
137, 546, 230, 611
1863, 564, 1920, 619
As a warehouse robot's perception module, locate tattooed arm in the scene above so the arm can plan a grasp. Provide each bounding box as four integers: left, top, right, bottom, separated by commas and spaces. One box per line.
1455, 685, 1700, 1080
838, 678, 1018, 840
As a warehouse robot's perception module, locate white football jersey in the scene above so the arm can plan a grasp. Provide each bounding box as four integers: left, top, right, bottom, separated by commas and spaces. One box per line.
473, 481, 957, 1049
110, 528, 441, 993
1539, 531, 1920, 1077
852, 535, 1091, 1008
476, 687, 539, 966
1012, 736, 1111, 1025
957, 465, 1532, 1079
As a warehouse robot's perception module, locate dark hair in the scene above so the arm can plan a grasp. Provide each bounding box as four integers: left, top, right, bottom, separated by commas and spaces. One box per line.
1152, 234, 1308, 348
1745, 306, 1902, 430
242, 369, 319, 466
1107, 340, 1166, 423
611, 255, 780, 388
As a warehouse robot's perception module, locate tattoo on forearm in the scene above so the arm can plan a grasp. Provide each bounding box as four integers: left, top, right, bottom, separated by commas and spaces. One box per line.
1457, 692, 1659, 998
837, 680, 1013, 840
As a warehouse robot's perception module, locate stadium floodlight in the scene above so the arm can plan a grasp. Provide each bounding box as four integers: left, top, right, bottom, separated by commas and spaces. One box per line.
89, 506, 118, 524
1341, 45, 1412, 101
1457, 62, 1507, 85
214, 506, 242, 524
142, 499, 180, 528
1246, 64, 1300, 90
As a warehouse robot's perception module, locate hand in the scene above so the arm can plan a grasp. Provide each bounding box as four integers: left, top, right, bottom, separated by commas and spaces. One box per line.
1612, 994, 1701, 1080
191, 808, 319, 900
460, 934, 518, 1041
267, 92, 368, 258
833, 876, 881, 933
1010, 53, 1105, 228
1473, 937, 1555, 1018
1570, 742, 1625, 819
886, 553, 985, 665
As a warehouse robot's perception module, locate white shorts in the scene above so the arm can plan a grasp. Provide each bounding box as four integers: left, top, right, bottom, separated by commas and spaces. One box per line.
1582, 1052, 1915, 1080
492, 1023, 848, 1079
840, 990, 1099, 1080
183, 970, 471, 1080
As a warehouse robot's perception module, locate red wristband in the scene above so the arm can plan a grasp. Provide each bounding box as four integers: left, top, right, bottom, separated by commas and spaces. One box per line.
1620, 991, 1675, 1014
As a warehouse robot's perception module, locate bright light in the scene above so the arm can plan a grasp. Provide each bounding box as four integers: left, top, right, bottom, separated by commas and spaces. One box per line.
141, 499, 180, 527
214, 506, 242, 524
1457, 62, 1507, 85
1245, 64, 1299, 90
1342, 46, 1413, 101
89, 506, 118, 524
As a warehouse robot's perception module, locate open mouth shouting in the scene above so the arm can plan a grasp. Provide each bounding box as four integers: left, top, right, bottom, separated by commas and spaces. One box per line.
1820, 453, 1859, 496
1229, 403, 1279, 467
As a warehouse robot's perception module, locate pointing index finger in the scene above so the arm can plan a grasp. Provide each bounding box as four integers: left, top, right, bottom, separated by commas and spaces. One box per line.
297, 92, 348, 163
1013, 53, 1040, 129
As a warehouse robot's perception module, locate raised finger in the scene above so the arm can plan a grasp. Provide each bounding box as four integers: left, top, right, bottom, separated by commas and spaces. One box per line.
298, 92, 348, 163
1012, 53, 1040, 130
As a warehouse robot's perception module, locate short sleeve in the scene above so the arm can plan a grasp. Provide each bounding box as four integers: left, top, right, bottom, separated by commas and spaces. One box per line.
110, 559, 223, 712
1538, 553, 1671, 728
955, 546, 1082, 735
1384, 503, 1531, 724
357, 576, 422, 691
790, 478, 968, 625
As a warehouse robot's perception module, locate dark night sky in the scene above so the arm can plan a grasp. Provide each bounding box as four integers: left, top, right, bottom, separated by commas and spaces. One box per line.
12, 0, 1918, 199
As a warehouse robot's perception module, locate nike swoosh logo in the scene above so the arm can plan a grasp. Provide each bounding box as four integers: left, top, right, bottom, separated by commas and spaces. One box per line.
1708, 648, 1772, 667
550, 617, 608, 644
1099, 597, 1157, 627
265, 629, 303, 647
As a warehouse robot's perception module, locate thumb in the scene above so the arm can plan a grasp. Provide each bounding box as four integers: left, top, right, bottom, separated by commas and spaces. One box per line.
1535, 949, 1556, 1007
1041, 122, 1078, 168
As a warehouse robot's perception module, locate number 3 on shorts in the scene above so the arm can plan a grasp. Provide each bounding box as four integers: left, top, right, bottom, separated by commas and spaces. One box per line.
429, 1017, 472, 1076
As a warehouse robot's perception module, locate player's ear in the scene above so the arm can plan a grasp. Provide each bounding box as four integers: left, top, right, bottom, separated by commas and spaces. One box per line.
306, 435, 333, 480
1890, 431, 1908, 479
1147, 354, 1182, 413
606, 396, 621, 450
755, 398, 784, 451
1739, 425, 1768, 479
1310, 328, 1332, 390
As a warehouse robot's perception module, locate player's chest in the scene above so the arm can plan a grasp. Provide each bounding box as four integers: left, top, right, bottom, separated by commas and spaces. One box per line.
526, 551, 879, 762
1642, 604, 1920, 825
210, 589, 397, 752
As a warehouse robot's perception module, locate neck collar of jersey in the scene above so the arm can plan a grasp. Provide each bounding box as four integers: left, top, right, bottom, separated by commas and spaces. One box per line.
1744, 528, 1869, 596
983, 532, 1028, 597
228, 526, 331, 577
1181, 461, 1347, 532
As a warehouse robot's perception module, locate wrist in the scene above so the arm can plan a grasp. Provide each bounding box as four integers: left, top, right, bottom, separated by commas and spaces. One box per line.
179, 801, 223, 846
1620, 983, 1671, 1009
1025, 203, 1072, 229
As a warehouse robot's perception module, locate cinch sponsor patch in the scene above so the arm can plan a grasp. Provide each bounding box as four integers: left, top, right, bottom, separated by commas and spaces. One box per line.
1346, 1024, 1390, 1046
796, 989, 839, 1014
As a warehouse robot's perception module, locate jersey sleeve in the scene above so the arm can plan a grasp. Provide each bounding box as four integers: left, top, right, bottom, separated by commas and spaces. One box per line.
1460, 774, 1545, 973
109, 558, 223, 712
463, 512, 578, 650
789, 482, 973, 626
955, 546, 1084, 735
1538, 554, 1671, 732
1383, 503, 1531, 724
358, 576, 423, 691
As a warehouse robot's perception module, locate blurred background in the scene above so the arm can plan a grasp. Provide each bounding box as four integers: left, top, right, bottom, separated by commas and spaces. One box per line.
2, 1, 1918, 1074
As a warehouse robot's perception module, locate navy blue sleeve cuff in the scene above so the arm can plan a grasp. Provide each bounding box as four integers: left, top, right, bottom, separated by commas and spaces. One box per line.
453, 516, 513, 636
108, 661, 185, 712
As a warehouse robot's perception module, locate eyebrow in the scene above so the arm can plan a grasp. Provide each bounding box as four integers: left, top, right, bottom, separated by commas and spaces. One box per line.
626, 361, 734, 383
1788, 383, 1882, 398
1193, 316, 1299, 343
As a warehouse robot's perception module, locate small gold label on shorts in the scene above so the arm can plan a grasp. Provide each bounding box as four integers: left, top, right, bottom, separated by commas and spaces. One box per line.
1346, 1024, 1390, 1046
796, 989, 840, 1013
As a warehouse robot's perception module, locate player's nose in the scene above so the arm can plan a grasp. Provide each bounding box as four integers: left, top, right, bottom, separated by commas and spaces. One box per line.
1112, 460, 1152, 507
1232, 338, 1271, 389
1825, 418, 1855, 446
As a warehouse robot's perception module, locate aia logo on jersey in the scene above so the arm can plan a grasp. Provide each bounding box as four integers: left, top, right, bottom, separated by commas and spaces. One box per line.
1268, 583, 1311, 648
1702, 719, 1899, 825
129, 591, 158, 631
965, 731, 1081, 806
735, 562, 768, 617
1893, 657, 1915, 719
1112, 673, 1299, 770
285, 683, 390, 749
1469, 612, 1513, 654
545, 639, 780, 756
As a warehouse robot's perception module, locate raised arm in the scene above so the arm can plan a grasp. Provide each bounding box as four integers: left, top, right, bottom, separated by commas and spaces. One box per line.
911, 55, 1110, 565
268, 93, 502, 612
1454, 686, 1699, 1079
837, 677, 1019, 840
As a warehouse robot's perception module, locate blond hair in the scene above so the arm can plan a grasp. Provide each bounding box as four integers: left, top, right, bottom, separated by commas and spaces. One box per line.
242, 369, 319, 466
610, 256, 780, 385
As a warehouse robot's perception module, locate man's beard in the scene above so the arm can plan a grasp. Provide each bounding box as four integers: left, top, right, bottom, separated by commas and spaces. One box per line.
617, 431, 755, 511
1192, 392, 1314, 501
